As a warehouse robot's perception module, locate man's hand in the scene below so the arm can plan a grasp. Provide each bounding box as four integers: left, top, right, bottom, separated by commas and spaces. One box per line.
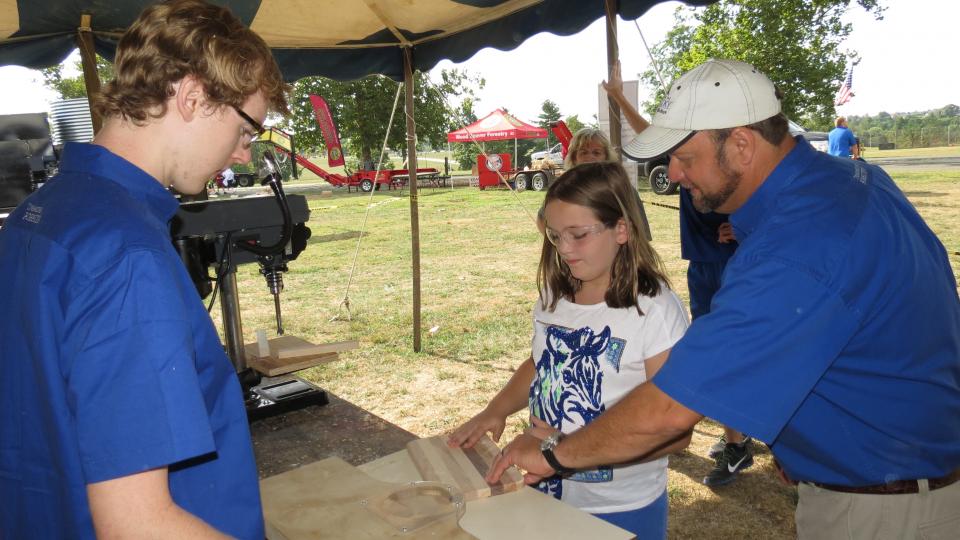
486, 432, 554, 485
447, 408, 507, 449
717, 222, 736, 244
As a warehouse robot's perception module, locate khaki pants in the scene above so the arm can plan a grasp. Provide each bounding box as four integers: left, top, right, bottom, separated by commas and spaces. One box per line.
796, 479, 960, 539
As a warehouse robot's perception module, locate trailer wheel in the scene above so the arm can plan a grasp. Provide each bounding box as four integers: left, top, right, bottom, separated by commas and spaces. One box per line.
360, 179, 374, 192
514, 173, 529, 191
649, 165, 676, 195
531, 171, 549, 191
236, 173, 255, 188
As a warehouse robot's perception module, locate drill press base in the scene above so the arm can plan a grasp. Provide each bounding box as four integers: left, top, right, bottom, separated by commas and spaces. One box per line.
246, 376, 329, 422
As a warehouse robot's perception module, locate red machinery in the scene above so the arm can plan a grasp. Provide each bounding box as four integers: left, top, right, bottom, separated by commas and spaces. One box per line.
260, 127, 440, 192
476, 153, 512, 190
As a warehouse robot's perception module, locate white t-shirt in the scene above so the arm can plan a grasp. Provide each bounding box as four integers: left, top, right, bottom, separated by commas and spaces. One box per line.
529, 285, 689, 513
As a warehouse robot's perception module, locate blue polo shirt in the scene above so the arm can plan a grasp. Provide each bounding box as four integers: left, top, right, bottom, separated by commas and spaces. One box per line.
654, 137, 960, 485
679, 187, 738, 263
0, 143, 263, 538
828, 126, 857, 157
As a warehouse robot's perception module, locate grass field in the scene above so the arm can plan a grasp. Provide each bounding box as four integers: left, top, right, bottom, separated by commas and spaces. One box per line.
224, 164, 960, 539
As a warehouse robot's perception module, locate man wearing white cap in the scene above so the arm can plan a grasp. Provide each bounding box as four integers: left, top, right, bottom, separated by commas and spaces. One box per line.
488, 59, 960, 538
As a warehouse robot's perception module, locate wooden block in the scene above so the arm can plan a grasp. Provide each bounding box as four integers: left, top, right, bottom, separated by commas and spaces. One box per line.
246, 351, 338, 377
276, 338, 358, 359
245, 335, 358, 361
406, 435, 525, 501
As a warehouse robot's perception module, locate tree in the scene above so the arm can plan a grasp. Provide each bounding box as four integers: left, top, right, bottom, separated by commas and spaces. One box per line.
286, 68, 483, 171
640, 0, 884, 128
40, 53, 114, 100
564, 114, 586, 135
537, 99, 562, 148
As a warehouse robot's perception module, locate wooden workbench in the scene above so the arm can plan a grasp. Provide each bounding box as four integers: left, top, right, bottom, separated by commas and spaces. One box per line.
261, 447, 635, 540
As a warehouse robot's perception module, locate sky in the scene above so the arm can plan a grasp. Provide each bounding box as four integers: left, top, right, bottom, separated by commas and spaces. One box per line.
1, 0, 957, 124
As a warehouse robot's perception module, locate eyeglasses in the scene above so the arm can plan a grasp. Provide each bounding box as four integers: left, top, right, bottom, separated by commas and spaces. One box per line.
232, 105, 266, 146
544, 223, 609, 247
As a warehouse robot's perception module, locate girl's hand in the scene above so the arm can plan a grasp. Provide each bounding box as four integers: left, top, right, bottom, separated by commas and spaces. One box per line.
447, 408, 507, 449
525, 415, 559, 441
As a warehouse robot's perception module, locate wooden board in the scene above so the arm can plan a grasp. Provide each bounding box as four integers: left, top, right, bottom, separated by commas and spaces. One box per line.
246, 335, 358, 360
261, 456, 475, 540
244, 335, 357, 376
406, 436, 525, 501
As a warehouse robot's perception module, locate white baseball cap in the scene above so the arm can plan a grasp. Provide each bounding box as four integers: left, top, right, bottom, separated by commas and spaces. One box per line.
623, 59, 781, 160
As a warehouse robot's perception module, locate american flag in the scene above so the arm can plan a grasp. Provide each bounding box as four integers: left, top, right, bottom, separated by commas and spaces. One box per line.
834, 64, 854, 106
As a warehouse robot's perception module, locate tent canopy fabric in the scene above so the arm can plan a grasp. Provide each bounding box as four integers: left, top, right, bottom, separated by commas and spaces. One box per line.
446, 109, 547, 143
0, 0, 714, 81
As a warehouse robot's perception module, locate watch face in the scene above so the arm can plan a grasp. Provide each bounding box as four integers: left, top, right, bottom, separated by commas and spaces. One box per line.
540, 433, 559, 451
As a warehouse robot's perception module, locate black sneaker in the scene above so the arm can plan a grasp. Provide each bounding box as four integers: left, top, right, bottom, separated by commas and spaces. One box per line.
703, 439, 754, 487
707, 435, 752, 459
707, 434, 727, 459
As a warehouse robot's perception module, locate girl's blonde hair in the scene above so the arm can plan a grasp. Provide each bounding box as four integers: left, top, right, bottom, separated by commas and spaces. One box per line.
563, 128, 618, 169
95, 0, 289, 124
537, 161, 669, 314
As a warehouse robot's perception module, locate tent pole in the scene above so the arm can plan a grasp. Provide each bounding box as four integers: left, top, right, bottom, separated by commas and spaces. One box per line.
604, 0, 621, 154
514, 137, 517, 171
77, 14, 103, 134
403, 47, 423, 353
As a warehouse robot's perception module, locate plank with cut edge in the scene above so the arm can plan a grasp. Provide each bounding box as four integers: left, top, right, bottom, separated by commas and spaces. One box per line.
245, 350, 337, 376
244, 335, 358, 361
406, 435, 524, 501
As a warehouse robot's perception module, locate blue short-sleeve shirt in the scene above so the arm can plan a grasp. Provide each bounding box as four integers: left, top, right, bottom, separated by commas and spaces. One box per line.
654, 137, 960, 485
828, 126, 857, 157
0, 143, 264, 538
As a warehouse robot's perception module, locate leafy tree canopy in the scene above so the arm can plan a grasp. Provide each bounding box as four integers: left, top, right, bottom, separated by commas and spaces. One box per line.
40, 53, 114, 100
640, 0, 884, 129
285, 69, 483, 170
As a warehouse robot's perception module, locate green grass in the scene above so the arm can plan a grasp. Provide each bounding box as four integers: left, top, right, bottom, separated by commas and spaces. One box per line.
222, 168, 959, 539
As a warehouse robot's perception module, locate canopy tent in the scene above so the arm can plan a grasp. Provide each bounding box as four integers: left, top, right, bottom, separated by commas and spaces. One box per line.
0, 0, 713, 351
0, 1, 713, 81
447, 109, 547, 143
447, 108, 547, 168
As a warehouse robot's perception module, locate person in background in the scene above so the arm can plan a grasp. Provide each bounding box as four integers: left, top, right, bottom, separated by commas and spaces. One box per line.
604, 59, 753, 486
0, 1, 287, 538
488, 59, 960, 540
451, 162, 689, 539
563, 128, 619, 169
828, 116, 861, 159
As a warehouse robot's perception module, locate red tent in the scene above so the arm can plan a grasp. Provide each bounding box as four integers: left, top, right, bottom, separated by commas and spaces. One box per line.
446, 109, 547, 143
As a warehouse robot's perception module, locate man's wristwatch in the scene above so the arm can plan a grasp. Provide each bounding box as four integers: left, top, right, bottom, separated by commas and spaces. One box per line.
540, 432, 575, 475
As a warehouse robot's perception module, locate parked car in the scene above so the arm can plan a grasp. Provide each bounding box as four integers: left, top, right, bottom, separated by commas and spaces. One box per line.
531, 142, 564, 167
642, 118, 830, 195
788, 119, 829, 153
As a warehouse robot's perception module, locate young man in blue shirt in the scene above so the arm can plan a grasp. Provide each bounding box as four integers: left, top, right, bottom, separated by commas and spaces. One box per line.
0, 1, 288, 538
828, 116, 861, 159
490, 59, 960, 539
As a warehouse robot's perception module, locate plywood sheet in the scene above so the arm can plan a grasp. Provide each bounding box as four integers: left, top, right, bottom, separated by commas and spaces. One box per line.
406, 436, 525, 501
261, 456, 475, 540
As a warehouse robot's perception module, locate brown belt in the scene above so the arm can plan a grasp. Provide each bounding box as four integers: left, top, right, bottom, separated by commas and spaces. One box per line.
810, 468, 960, 495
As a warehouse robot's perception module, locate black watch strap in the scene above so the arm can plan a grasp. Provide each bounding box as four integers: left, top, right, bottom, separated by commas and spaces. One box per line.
542, 446, 574, 475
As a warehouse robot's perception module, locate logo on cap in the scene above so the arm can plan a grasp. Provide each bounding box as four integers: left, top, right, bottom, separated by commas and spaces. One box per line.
656, 97, 671, 115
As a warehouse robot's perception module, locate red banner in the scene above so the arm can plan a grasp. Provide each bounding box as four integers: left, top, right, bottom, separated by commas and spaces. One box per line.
309, 94, 345, 167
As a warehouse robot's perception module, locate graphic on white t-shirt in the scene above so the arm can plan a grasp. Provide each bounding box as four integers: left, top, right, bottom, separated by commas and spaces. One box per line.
530, 323, 625, 498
